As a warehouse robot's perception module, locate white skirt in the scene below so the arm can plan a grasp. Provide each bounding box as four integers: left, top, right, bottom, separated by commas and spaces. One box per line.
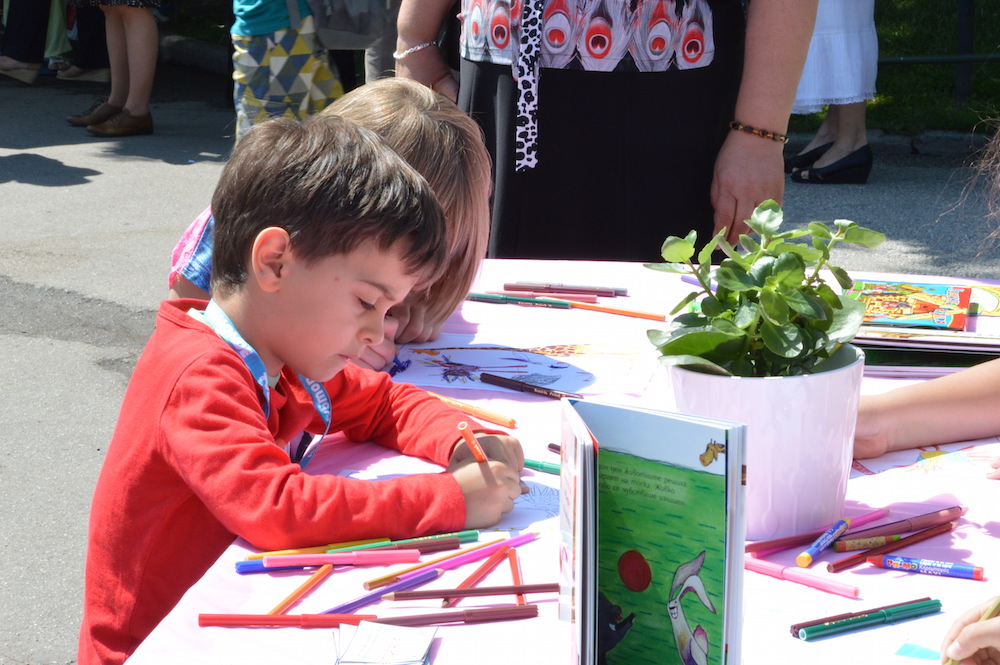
792, 0, 878, 114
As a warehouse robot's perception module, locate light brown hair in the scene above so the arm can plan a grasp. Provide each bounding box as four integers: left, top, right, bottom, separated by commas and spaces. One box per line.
323, 78, 492, 326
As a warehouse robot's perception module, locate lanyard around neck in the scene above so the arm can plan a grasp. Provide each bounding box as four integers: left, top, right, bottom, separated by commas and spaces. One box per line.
202, 300, 331, 467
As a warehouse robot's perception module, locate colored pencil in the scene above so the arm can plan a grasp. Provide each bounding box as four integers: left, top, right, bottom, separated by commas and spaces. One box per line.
267, 564, 333, 615
370, 604, 539, 627
354, 537, 462, 555
505, 281, 627, 296
826, 521, 957, 573
386, 582, 560, 601
944, 596, 1000, 665
487, 290, 600, 303
508, 548, 526, 605
199, 613, 376, 628
326, 530, 478, 553
426, 391, 516, 428
441, 545, 511, 608
458, 421, 489, 463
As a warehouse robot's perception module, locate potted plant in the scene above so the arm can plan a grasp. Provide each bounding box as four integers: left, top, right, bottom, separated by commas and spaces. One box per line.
645, 200, 886, 541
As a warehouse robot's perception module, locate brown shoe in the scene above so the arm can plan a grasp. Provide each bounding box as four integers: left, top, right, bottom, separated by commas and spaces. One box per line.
67, 99, 122, 127
87, 109, 154, 137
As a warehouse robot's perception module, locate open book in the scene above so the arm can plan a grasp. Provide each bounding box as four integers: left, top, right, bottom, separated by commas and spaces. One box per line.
558, 399, 746, 665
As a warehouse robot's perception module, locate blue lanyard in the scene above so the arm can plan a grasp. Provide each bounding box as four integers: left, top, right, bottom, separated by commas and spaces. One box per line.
202, 300, 331, 467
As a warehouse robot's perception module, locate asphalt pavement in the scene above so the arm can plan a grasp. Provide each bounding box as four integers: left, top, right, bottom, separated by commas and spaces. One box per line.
1, 36, 997, 665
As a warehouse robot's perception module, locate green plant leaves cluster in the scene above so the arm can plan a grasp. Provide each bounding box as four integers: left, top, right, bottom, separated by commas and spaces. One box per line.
645, 200, 886, 377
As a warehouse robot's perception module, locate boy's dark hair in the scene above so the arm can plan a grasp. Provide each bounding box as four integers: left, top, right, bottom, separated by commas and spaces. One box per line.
210, 114, 448, 296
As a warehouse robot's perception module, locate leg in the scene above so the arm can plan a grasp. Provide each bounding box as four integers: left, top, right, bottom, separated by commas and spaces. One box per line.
0, 0, 49, 81
102, 5, 130, 108
118, 6, 158, 116
797, 101, 869, 176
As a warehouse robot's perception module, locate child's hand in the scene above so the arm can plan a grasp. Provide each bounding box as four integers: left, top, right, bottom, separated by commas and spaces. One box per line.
941, 596, 1000, 664
390, 298, 445, 345
450, 433, 525, 471
352, 312, 400, 371
449, 460, 524, 528
448, 433, 528, 528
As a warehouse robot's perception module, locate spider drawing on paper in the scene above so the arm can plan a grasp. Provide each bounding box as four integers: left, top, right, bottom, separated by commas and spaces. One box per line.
414, 354, 527, 383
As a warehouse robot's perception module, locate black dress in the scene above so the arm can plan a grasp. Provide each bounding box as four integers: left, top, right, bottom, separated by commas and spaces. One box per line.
73, 0, 162, 7
457, 0, 746, 261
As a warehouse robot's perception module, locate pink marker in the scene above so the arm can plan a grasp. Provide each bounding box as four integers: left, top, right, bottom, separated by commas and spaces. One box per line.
745, 556, 860, 599
263, 549, 422, 568
397, 532, 539, 580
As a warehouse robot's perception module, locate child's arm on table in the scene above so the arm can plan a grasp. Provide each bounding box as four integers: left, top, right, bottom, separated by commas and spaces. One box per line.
855, 357, 1000, 476
941, 596, 1000, 665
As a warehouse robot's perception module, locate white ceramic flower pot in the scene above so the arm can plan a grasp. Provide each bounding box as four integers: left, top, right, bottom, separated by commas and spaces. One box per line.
669, 345, 865, 541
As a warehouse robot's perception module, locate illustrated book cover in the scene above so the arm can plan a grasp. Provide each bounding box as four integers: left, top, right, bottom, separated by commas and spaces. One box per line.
558, 399, 746, 665
844, 280, 973, 331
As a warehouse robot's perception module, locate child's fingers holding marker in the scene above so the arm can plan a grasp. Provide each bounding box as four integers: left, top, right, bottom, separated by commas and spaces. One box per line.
451, 461, 522, 529
941, 596, 1000, 665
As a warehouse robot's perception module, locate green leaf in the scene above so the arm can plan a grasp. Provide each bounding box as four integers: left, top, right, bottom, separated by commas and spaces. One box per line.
829, 265, 854, 290
659, 232, 697, 262
759, 287, 790, 324
771, 252, 808, 288
759, 318, 805, 358
715, 265, 760, 292
697, 232, 722, 266
815, 283, 842, 309
782, 289, 827, 320
808, 221, 833, 239
669, 290, 702, 315
700, 295, 728, 318
825, 296, 866, 343
769, 241, 824, 263
654, 328, 743, 358
657, 354, 732, 376
732, 302, 759, 329
747, 199, 782, 238
843, 225, 887, 248
643, 261, 690, 273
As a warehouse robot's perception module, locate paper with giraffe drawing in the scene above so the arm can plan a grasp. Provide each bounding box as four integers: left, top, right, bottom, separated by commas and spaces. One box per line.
392, 332, 659, 397
559, 399, 746, 665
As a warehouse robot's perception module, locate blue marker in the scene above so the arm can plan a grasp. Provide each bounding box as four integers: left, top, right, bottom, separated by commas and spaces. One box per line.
797, 518, 851, 568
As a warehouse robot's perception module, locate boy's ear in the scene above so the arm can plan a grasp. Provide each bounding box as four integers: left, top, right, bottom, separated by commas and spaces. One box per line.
251, 227, 292, 292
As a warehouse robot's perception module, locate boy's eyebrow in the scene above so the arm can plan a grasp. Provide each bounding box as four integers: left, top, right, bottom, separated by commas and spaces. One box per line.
362, 279, 403, 303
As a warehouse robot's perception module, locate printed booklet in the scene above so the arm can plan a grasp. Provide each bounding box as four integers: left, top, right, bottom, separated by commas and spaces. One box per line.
558, 399, 746, 665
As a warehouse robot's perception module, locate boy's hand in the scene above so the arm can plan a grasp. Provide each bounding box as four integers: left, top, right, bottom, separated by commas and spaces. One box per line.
853, 395, 893, 460
449, 433, 526, 472
941, 596, 1000, 664
353, 314, 401, 371
989, 457, 1000, 481
449, 460, 524, 528
448, 433, 528, 528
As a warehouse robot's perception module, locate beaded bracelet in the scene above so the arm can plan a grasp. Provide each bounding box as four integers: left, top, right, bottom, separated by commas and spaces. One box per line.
392, 41, 437, 61
729, 120, 789, 144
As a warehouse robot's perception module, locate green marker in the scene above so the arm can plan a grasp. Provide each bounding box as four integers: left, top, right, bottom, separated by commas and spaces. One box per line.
326, 530, 479, 553
797, 599, 941, 641
524, 458, 561, 475
467, 292, 572, 309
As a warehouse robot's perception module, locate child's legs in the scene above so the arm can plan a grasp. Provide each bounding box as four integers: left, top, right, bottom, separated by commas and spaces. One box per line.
231, 15, 343, 142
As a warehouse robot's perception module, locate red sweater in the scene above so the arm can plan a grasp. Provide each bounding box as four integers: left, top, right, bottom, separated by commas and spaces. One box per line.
78, 300, 475, 665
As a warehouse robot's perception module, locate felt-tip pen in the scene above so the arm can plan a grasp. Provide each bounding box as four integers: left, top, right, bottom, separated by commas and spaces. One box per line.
467, 292, 572, 309
797, 599, 942, 641
479, 372, 583, 400
523, 458, 560, 475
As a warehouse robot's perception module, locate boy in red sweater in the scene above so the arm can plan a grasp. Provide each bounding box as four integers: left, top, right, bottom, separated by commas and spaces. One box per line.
78, 115, 525, 665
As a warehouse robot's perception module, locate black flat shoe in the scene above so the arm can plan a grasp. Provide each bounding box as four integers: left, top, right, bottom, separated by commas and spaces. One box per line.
790, 144, 873, 184
784, 142, 833, 174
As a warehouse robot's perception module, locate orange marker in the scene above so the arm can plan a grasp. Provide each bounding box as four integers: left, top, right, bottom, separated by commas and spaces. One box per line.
428, 392, 516, 429
507, 548, 526, 605
267, 563, 333, 615
458, 421, 489, 463
541, 298, 666, 322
